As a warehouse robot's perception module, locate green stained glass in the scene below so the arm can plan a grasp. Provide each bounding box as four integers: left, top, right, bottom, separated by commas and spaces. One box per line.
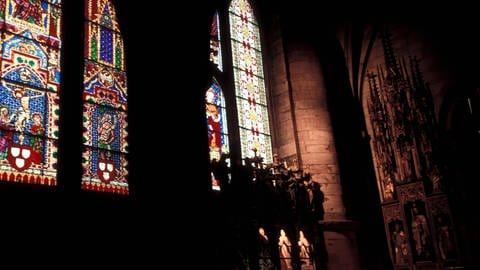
0, 1, 6, 22
115, 42, 122, 69
91, 33, 98, 61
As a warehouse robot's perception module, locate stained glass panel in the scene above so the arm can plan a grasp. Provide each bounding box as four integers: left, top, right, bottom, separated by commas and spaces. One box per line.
239, 127, 272, 164
85, 23, 124, 69
0, 134, 57, 185
86, 0, 119, 31
83, 0, 128, 194
84, 60, 127, 110
229, 14, 261, 49
0, 1, 61, 186
3, 1, 62, 48
83, 103, 128, 153
236, 98, 270, 134
206, 78, 229, 162
0, 1, 5, 22
82, 147, 128, 194
0, 81, 59, 138
206, 79, 229, 191
231, 43, 264, 78
233, 67, 267, 105
210, 11, 223, 71
229, 0, 255, 23
229, 0, 272, 163
1, 32, 62, 91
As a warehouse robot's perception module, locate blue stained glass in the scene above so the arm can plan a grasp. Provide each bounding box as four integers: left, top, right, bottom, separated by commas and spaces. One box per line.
0, 81, 59, 139
206, 79, 229, 161
2, 66, 45, 88
83, 61, 127, 108
100, 27, 113, 63
83, 103, 128, 153
0, 0, 62, 186
84, 0, 128, 194
2, 31, 48, 69
0, 82, 49, 136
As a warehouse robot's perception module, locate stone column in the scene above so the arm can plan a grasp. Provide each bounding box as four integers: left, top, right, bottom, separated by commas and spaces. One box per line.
269, 36, 361, 269
283, 41, 344, 219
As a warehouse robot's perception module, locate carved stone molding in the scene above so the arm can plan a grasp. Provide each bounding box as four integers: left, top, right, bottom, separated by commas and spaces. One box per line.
397, 182, 425, 203
382, 203, 402, 223
426, 194, 450, 217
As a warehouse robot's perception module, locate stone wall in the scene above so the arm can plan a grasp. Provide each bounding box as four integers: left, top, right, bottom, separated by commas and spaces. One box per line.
268, 37, 345, 220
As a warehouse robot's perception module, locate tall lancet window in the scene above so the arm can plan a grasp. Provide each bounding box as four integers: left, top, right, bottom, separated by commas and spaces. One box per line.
210, 11, 223, 71
206, 78, 229, 162
0, 0, 62, 186
206, 78, 229, 191
229, 0, 272, 163
83, 0, 128, 194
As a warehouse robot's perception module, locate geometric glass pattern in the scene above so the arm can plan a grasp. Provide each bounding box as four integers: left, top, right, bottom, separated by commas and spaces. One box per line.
229, 0, 272, 163
206, 78, 229, 190
0, 0, 62, 186
83, 0, 128, 194
209, 11, 222, 71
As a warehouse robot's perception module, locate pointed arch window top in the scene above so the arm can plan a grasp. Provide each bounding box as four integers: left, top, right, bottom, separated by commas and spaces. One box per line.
85, 0, 125, 70
229, 0, 257, 25
86, 0, 120, 31
210, 11, 223, 71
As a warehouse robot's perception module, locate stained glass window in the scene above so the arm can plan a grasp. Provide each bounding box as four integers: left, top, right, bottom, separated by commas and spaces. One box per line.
83, 0, 128, 194
229, 0, 272, 163
206, 79, 229, 191
0, 0, 62, 186
206, 79, 229, 161
210, 11, 222, 71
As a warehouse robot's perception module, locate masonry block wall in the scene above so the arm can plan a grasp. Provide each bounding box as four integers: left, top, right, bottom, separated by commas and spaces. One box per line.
287, 41, 346, 220
268, 35, 346, 220
267, 18, 297, 159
